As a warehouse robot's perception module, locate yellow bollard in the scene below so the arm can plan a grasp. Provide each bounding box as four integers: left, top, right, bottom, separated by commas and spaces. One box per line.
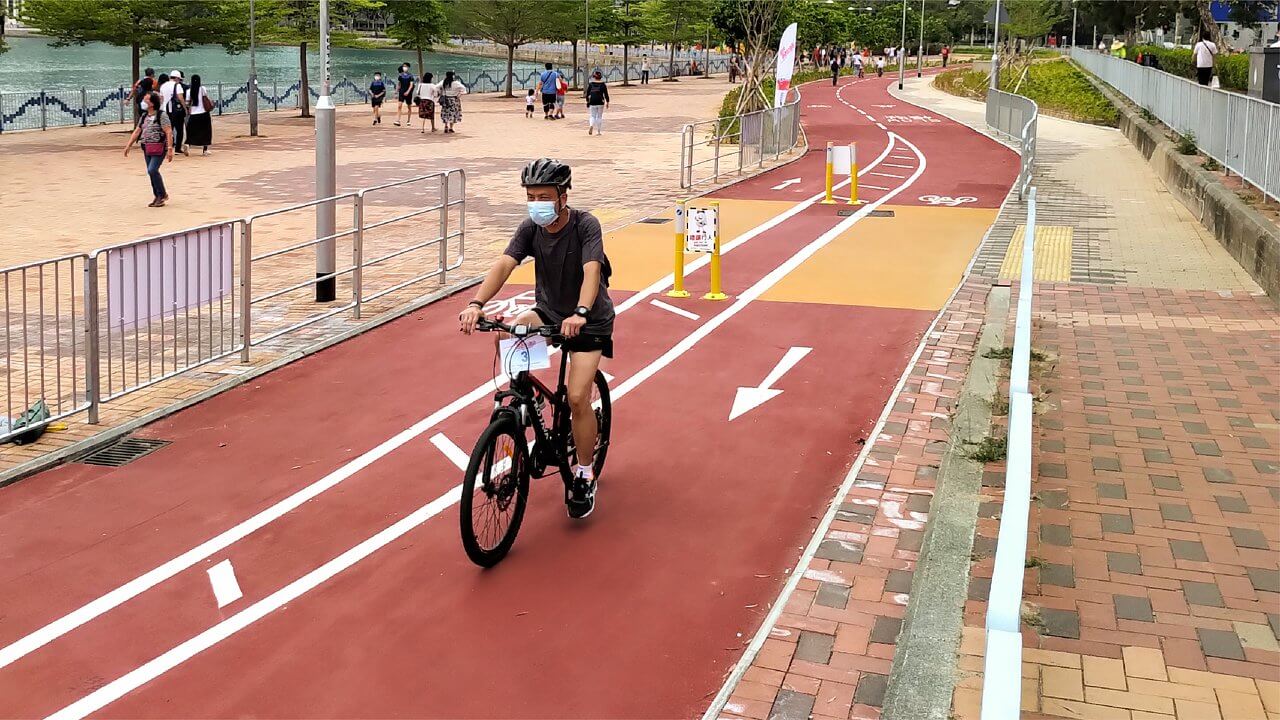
821, 141, 836, 204
848, 141, 863, 205
704, 201, 728, 301
668, 199, 691, 298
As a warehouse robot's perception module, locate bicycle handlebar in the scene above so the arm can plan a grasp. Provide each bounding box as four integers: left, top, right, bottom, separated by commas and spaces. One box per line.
475, 318, 565, 341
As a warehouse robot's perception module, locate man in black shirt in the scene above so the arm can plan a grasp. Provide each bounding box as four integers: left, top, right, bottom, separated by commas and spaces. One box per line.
394, 63, 416, 127
459, 158, 614, 518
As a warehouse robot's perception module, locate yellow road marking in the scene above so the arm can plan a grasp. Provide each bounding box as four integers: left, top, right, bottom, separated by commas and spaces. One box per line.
999, 225, 1072, 282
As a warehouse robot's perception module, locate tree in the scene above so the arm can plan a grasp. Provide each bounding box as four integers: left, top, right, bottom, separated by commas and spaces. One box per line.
723, 0, 788, 113
387, 0, 448, 75
450, 0, 549, 97
1004, 0, 1065, 45
602, 0, 652, 85
269, 0, 382, 118
543, 1, 589, 88
21, 0, 248, 90
792, 0, 851, 49
641, 0, 713, 81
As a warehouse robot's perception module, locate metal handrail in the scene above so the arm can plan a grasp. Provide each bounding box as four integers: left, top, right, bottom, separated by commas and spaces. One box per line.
680, 87, 804, 188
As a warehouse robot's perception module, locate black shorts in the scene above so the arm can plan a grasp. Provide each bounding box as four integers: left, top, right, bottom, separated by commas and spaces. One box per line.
399, 91, 413, 103
532, 308, 614, 358
371, 96, 384, 107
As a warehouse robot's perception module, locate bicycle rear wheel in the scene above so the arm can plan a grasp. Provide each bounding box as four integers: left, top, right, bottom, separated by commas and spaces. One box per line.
460, 415, 530, 567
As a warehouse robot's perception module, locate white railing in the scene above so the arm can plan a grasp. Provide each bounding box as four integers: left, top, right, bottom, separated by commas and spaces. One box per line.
986, 89, 1038, 200
1071, 47, 1279, 202
680, 88, 804, 189
0, 171, 466, 442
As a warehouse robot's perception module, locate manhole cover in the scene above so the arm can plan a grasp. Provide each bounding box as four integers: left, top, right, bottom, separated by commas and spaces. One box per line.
79, 437, 171, 467
638, 217, 672, 224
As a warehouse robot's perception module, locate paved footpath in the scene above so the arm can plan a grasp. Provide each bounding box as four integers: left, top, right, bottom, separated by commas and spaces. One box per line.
0, 70, 1019, 717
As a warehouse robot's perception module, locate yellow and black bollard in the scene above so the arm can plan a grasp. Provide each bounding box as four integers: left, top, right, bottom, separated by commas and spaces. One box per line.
668, 199, 690, 298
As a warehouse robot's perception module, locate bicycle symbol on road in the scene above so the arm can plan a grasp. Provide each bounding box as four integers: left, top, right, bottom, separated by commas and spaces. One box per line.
484, 290, 537, 319
919, 195, 978, 207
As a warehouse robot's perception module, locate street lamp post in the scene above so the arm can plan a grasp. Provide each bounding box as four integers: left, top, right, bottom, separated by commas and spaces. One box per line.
917, 0, 925, 78
248, 0, 258, 137
898, 0, 907, 89
315, 0, 337, 302
584, 0, 590, 78
990, 0, 1002, 90
1071, 0, 1078, 49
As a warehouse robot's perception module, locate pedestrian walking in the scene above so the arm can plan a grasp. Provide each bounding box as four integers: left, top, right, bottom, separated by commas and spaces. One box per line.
728, 54, 738, 82
525, 88, 536, 117
1193, 31, 1218, 86
942, 45, 951, 67
184, 74, 214, 156
641, 56, 651, 84
554, 72, 568, 119
369, 72, 387, 125
853, 52, 865, 78
438, 71, 467, 134
127, 68, 156, 117
875, 55, 886, 77
124, 90, 174, 207
159, 70, 189, 155
831, 56, 841, 85
415, 71, 439, 133
584, 69, 609, 135
394, 63, 416, 126
538, 62, 560, 118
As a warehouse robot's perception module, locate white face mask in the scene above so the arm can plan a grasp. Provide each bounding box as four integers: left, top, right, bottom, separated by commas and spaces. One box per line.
527, 200, 560, 227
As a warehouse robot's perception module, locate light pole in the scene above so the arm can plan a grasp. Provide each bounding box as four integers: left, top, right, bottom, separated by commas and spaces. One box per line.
898, 0, 907, 89
248, 0, 258, 137
916, 0, 925, 78
1071, 0, 1078, 49
990, 0, 1002, 90
315, 0, 337, 302
584, 0, 590, 78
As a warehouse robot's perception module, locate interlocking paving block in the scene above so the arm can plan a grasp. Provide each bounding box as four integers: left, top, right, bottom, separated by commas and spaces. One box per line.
1107, 552, 1143, 575
968, 576, 991, 601
1143, 448, 1173, 463
885, 569, 914, 594
1093, 456, 1122, 472
1097, 483, 1127, 500
1170, 540, 1209, 562
1215, 495, 1250, 514
1040, 490, 1069, 509
1041, 608, 1081, 639
816, 582, 851, 609
897, 529, 923, 553
1203, 467, 1236, 484
905, 493, 932, 514
1229, 526, 1270, 550
978, 501, 1002, 519
1247, 568, 1280, 593
795, 630, 835, 664
1151, 475, 1182, 491
855, 673, 890, 708
1101, 513, 1134, 534
1160, 503, 1194, 522
1192, 441, 1222, 457
1268, 613, 1280, 641
1136, 427, 1164, 439
1039, 463, 1068, 479
998, 224, 1073, 282
1041, 524, 1073, 546
1114, 595, 1155, 622
1254, 459, 1280, 474
816, 538, 864, 563
1042, 563, 1076, 588
768, 689, 816, 720
869, 615, 903, 645
1183, 580, 1225, 607
1182, 421, 1211, 435
1197, 628, 1246, 660
1241, 435, 1271, 449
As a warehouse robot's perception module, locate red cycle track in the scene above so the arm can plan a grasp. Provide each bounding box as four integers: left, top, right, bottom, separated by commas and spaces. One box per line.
0, 71, 1016, 719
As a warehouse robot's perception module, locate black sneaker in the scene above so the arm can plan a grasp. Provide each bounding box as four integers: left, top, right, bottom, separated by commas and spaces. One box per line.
566, 475, 597, 519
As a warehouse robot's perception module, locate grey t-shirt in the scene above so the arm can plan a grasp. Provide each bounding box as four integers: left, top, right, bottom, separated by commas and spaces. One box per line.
504, 208, 615, 335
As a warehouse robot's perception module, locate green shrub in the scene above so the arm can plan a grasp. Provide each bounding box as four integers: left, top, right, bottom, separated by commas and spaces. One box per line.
1204, 157, 1222, 171
1129, 44, 1249, 92
935, 60, 1117, 126
1176, 132, 1198, 155
1217, 54, 1248, 92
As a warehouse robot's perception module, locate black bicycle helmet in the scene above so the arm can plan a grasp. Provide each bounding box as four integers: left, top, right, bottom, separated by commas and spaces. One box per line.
520, 157, 572, 190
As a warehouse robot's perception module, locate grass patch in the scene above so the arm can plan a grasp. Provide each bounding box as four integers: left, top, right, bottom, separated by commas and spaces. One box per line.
982, 346, 1047, 361
1025, 556, 1044, 569
1176, 132, 1198, 155
933, 59, 1118, 126
1204, 157, 1222, 172
967, 435, 1008, 463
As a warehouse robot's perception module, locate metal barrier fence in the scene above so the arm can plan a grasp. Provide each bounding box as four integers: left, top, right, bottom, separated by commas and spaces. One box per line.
986, 88, 1038, 200
0, 58, 726, 134
980, 187, 1038, 720
1070, 47, 1278, 202
0, 170, 465, 442
680, 88, 803, 189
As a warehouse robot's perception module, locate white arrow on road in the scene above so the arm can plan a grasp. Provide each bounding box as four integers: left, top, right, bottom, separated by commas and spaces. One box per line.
729, 346, 812, 421
770, 178, 803, 191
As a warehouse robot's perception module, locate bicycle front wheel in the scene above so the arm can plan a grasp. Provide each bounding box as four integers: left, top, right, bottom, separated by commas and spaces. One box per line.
460, 415, 530, 567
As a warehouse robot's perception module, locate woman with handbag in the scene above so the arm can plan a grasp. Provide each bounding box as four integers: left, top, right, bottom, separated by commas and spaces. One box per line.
185, 74, 215, 156
124, 90, 174, 207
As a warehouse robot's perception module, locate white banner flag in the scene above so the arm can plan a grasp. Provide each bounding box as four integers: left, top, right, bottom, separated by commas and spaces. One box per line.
773, 22, 798, 108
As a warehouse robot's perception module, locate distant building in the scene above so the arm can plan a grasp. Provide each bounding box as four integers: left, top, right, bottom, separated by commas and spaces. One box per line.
3, 0, 25, 33
1212, 0, 1279, 48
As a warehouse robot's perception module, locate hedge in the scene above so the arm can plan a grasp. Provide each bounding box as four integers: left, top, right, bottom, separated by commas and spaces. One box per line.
1131, 45, 1249, 92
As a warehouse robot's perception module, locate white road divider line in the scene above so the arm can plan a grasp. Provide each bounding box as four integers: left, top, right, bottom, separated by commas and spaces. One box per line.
45, 134, 928, 720
205, 561, 242, 610
0, 125, 901, 677
860, 184, 891, 191
884, 162, 915, 169
870, 172, 905, 178
429, 433, 471, 472
649, 299, 701, 321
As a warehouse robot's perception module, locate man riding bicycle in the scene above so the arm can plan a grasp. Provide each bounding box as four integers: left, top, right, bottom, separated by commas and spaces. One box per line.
459, 158, 614, 518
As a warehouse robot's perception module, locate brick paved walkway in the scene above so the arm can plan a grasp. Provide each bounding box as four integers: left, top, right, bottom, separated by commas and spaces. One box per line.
712, 77, 1277, 720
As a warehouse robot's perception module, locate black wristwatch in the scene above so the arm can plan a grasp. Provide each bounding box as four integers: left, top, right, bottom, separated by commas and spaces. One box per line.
468, 300, 484, 309
573, 306, 589, 318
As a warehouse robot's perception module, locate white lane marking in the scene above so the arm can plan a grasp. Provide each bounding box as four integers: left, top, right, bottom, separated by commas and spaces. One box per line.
876, 123, 888, 130
46, 135, 927, 720
729, 347, 813, 421
862, 116, 877, 122
0, 130, 901, 675
870, 172, 905, 178
429, 433, 470, 472
890, 155, 915, 161
884, 162, 915, 169
860, 184, 891, 191
770, 178, 802, 191
649, 299, 701, 320
205, 561, 242, 610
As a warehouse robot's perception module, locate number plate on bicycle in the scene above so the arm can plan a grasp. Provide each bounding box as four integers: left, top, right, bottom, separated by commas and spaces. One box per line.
499, 336, 551, 375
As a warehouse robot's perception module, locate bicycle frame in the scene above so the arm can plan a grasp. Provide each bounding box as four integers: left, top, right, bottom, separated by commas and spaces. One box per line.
492, 350, 573, 481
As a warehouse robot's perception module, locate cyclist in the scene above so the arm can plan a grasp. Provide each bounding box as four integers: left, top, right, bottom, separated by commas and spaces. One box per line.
458, 158, 614, 518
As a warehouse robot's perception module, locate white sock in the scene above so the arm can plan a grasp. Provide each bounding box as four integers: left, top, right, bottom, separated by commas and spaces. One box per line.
574, 464, 594, 481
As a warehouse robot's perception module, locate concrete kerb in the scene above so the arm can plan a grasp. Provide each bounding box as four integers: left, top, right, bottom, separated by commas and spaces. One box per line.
0, 276, 482, 489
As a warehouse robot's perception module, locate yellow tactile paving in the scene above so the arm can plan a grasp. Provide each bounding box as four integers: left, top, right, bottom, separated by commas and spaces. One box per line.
998, 224, 1073, 282
510, 199, 797, 292
759, 205, 1000, 312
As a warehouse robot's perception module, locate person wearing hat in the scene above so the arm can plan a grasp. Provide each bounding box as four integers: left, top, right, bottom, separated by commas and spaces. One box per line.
457, 158, 615, 519
159, 70, 190, 155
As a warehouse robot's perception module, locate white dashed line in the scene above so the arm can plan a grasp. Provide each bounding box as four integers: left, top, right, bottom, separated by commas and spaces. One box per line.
870, 172, 906, 178
429, 433, 470, 471
206, 560, 243, 609
649, 299, 701, 321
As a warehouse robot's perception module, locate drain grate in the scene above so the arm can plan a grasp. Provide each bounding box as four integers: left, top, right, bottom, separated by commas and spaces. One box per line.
79, 437, 171, 467
638, 217, 672, 224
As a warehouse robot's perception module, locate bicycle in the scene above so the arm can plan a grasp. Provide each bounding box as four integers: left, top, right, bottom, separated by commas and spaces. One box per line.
460, 318, 612, 567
